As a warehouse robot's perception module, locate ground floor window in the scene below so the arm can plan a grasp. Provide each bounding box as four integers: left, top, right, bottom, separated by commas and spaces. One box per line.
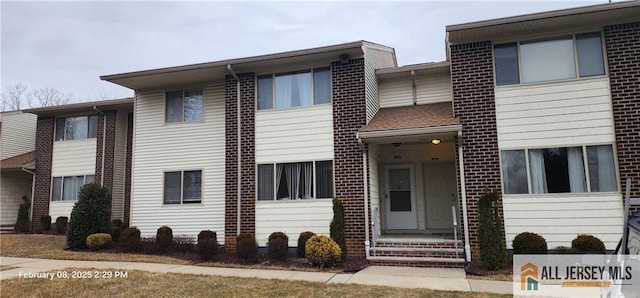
257, 160, 333, 200
164, 170, 202, 204
501, 144, 617, 194
51, 175, 95, 201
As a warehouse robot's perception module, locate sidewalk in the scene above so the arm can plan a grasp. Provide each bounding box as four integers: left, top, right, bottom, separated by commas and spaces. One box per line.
0, 256, 512, 295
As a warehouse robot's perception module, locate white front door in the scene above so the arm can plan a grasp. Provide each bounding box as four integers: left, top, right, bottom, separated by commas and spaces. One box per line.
385, 165, 417, 230
424, 161, 457, 229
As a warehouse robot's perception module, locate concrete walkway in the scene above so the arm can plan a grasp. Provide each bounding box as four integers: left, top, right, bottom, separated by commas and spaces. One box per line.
0, 257, 512, 295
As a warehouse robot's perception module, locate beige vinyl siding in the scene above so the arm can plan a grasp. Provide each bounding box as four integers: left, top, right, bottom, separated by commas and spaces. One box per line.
415, 73, 453, 105
368, 144, 381, 237
111, 111, 128, 220
131, 83, 225, 241
503, 194, 623, 249
0, 172, 32, 226
495, 77, 615, 148
364, 47, 396, 122
255, 104, 333, 163
51, 139, 97, 177
0, 112, 37, 159
379, 78, 413, 108
255, 200, 333, 246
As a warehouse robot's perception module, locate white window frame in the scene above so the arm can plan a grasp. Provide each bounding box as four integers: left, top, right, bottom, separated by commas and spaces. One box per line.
54, 115, 98, 141
256, 160, 334, 201
499, 144, 619, 195
256, 67, 332, 110
493, 31, 607, 86
50, 174, 95, 201
164, 88, 204, 123
163, 170, 203, 205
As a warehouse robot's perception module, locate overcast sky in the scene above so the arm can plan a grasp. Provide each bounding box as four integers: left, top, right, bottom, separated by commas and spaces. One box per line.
1, 0, 609, 102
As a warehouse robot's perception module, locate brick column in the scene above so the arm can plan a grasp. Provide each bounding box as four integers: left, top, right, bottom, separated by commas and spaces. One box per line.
450, 41, 504, 260
605, 22, 640, 213
32, 117, 54, 232
225, 73, 256, 249
332, 58, 367, 257
95, 110, 117, 194
123, 112, 133, 224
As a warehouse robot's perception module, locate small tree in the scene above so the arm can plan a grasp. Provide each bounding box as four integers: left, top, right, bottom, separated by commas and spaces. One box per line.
14, 196, 30, 233
330, 198, 347, 262
478, 189, 507, 270
67, 183, 111, 249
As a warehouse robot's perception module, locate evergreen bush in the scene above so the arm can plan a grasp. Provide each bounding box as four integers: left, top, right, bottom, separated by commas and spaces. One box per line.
330, 198, 347, 262
478, 189, 507, 270
297, 231, 316, 257
267, 232, 289, 261
236, 233, 258, 263
40, 215, 52, 231
512, 232, 547, 254
571, 234, 606, 254
55, 216, 68, 234
67, 183, 111, 249
14, 196, 30, 233
305, 235, 342, 268
197, 230, 218, 261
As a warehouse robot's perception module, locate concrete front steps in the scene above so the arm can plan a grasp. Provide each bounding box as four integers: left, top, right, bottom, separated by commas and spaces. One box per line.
368, 237, 466, 268
0, 225, 15, 234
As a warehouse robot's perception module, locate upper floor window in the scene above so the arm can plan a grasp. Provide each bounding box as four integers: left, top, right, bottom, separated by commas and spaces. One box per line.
166, 89, 203, 123
494, 32, 605, 86
55, 116, 98, 141
501, 144, 617, 195
257, 160, 333, 200
164, 170, 202, 204
51, 175, 95, 201
257, 67, 331, 110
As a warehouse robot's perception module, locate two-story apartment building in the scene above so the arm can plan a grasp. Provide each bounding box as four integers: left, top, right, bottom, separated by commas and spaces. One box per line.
15, 1, 637, 268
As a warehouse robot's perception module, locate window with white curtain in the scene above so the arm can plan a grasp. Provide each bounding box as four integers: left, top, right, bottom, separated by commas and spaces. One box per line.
494, 32, 605, 85
163, 170, 202, 204
500, 145, 617, 194
51, 175, 95, 201
55, 116, 98, 141
257, 67, 331, 110
257, 160, 333, 200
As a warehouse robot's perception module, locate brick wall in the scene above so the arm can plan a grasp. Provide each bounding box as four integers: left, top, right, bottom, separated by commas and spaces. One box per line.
224, 73, 256, 249
123, 112, 133, 223
605, 22, 640, 212
95, 111, 117, 194
450, 41, 504, 260
31, 117, 54, 232
332, 58, 367, 257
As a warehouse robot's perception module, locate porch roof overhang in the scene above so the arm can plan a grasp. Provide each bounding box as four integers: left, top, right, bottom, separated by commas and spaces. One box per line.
23, 97, 133, 117
1, 151, 36, 171
358, 102, 461, 144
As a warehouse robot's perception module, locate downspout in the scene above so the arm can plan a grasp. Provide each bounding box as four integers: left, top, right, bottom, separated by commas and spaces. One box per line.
93, 106, 106, 186
356, 132, 371, 258
411, 70, 417, 105
22, 167, 36, 223
457, 130, 471, 261
228, 64, 242, 236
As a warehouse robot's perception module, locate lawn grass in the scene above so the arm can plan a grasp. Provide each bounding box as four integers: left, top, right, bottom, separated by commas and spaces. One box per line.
1, 268, 509, 298
0, 234, 188, 265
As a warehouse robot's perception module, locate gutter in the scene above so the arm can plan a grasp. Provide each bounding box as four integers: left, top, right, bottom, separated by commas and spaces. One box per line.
93, 106, 106, 186
358, 125, 462, 141
22, 167, 36, 223
228, 64, 242, 237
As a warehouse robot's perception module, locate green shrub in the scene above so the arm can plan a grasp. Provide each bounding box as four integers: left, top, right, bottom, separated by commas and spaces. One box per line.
119, 226, 141, 252
330, 198, 347, 262
236, 233, 258, 263
297, 231, 316, 257
305, 235, 342, 268
55, 217, 68, 234
197, 230, 218, 261
110, 226, 122, 242
268, 232, 289, 261
86, 233, 112, 250
551, 246, 579, 254
67, 183, 111, 249
571, 234, 606, 254
156, 225, 173, 252
512, 232, 547, 254
14, 196, 30, 233
111, 219, 124, 228
478, 189, 507, 270
40, 215, 52, 231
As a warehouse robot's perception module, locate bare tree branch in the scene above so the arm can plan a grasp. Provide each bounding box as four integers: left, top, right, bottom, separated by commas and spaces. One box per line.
1, 83, 28, 111
27, 87, 73, 108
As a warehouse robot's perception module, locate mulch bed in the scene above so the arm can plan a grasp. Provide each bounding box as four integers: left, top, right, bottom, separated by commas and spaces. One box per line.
464, 260, 513, 278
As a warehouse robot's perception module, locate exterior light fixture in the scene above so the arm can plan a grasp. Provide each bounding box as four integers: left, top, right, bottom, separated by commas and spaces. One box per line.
431, 139, 441, 145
